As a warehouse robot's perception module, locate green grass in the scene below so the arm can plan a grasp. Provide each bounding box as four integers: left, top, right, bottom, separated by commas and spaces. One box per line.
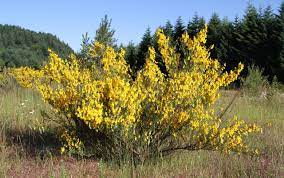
0, 82, 283, 177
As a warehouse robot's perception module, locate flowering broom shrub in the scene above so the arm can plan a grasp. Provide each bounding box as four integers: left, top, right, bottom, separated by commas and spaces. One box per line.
11, 26, 261, 163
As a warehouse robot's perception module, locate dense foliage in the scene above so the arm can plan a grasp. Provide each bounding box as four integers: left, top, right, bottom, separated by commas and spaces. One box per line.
123, 2, 284, 83
12, 27, 261, 164
0, 24, 73, 69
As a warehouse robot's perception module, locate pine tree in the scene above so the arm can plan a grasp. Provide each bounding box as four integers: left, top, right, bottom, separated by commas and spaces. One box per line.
236, 5, 260, 60
187, 13, 205, 37
78, 32, 90, 60
173, 16, 185, 42
94, 15, 117, 47
162, 20, 174, 41
207, 13, 222, 59
218, 18, 236, 66
261, 5, 281, 80
125, 42, 138, 72
136, 27, 153, 71
173, 16, 186, 68
276, 2, 284, 82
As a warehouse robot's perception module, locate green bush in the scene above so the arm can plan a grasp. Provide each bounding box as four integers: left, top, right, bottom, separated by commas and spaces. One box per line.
241, 65, 269, 97
241, 65, 281, 98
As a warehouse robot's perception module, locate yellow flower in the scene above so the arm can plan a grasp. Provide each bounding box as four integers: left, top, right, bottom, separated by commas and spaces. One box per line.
60, 147, 65, 154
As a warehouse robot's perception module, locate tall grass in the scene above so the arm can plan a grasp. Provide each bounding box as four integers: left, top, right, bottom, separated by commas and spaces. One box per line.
0, 78, 283, 177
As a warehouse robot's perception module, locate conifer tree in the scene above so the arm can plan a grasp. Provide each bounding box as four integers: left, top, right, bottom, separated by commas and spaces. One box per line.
276, 2, 284, 82
187, 13, 206, 37
218, 18, 236, 67
207, 13, 222, 59
173, 16, 186, 68
125, 42, 138, 72
136, 27, 153, 70
262, 5, 281, 80
163, 20, 174, 38
94, 15, 117, 47
173, 16, 185, 42
235, 4, 259, 64
78, 32, 90, 60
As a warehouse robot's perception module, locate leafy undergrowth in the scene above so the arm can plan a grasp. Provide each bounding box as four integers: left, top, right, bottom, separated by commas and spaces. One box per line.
0, 85, 283, 177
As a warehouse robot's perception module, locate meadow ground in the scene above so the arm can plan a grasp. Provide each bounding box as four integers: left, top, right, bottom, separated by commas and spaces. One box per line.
0, 82, 283, 177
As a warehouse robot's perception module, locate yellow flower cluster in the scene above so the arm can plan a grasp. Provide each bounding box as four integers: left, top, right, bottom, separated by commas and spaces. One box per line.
60, 130, 83, 154
11, 26, 261, 155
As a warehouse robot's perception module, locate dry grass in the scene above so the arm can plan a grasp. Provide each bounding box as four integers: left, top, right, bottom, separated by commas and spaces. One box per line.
0, 82, 283, 177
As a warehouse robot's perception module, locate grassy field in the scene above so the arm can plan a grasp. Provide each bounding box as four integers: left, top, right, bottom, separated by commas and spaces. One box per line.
0, 80, 283, 177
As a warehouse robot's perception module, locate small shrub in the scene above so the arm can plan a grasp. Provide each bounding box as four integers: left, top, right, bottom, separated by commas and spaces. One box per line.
241, 65, 268, 97
241, 65, 281, 99
11, 26, 261, 164
0, 69, 17, 92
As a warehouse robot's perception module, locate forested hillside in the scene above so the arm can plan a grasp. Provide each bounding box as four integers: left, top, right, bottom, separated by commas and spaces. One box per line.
0, 24, 73, 69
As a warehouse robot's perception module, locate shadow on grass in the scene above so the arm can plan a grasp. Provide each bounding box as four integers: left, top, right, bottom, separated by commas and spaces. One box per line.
1, 126, 100, 177
3, 127, 61, 158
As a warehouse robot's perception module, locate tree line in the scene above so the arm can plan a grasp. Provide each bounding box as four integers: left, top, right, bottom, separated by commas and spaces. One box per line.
0, 24, 73, 69
82, 3, 284, 83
